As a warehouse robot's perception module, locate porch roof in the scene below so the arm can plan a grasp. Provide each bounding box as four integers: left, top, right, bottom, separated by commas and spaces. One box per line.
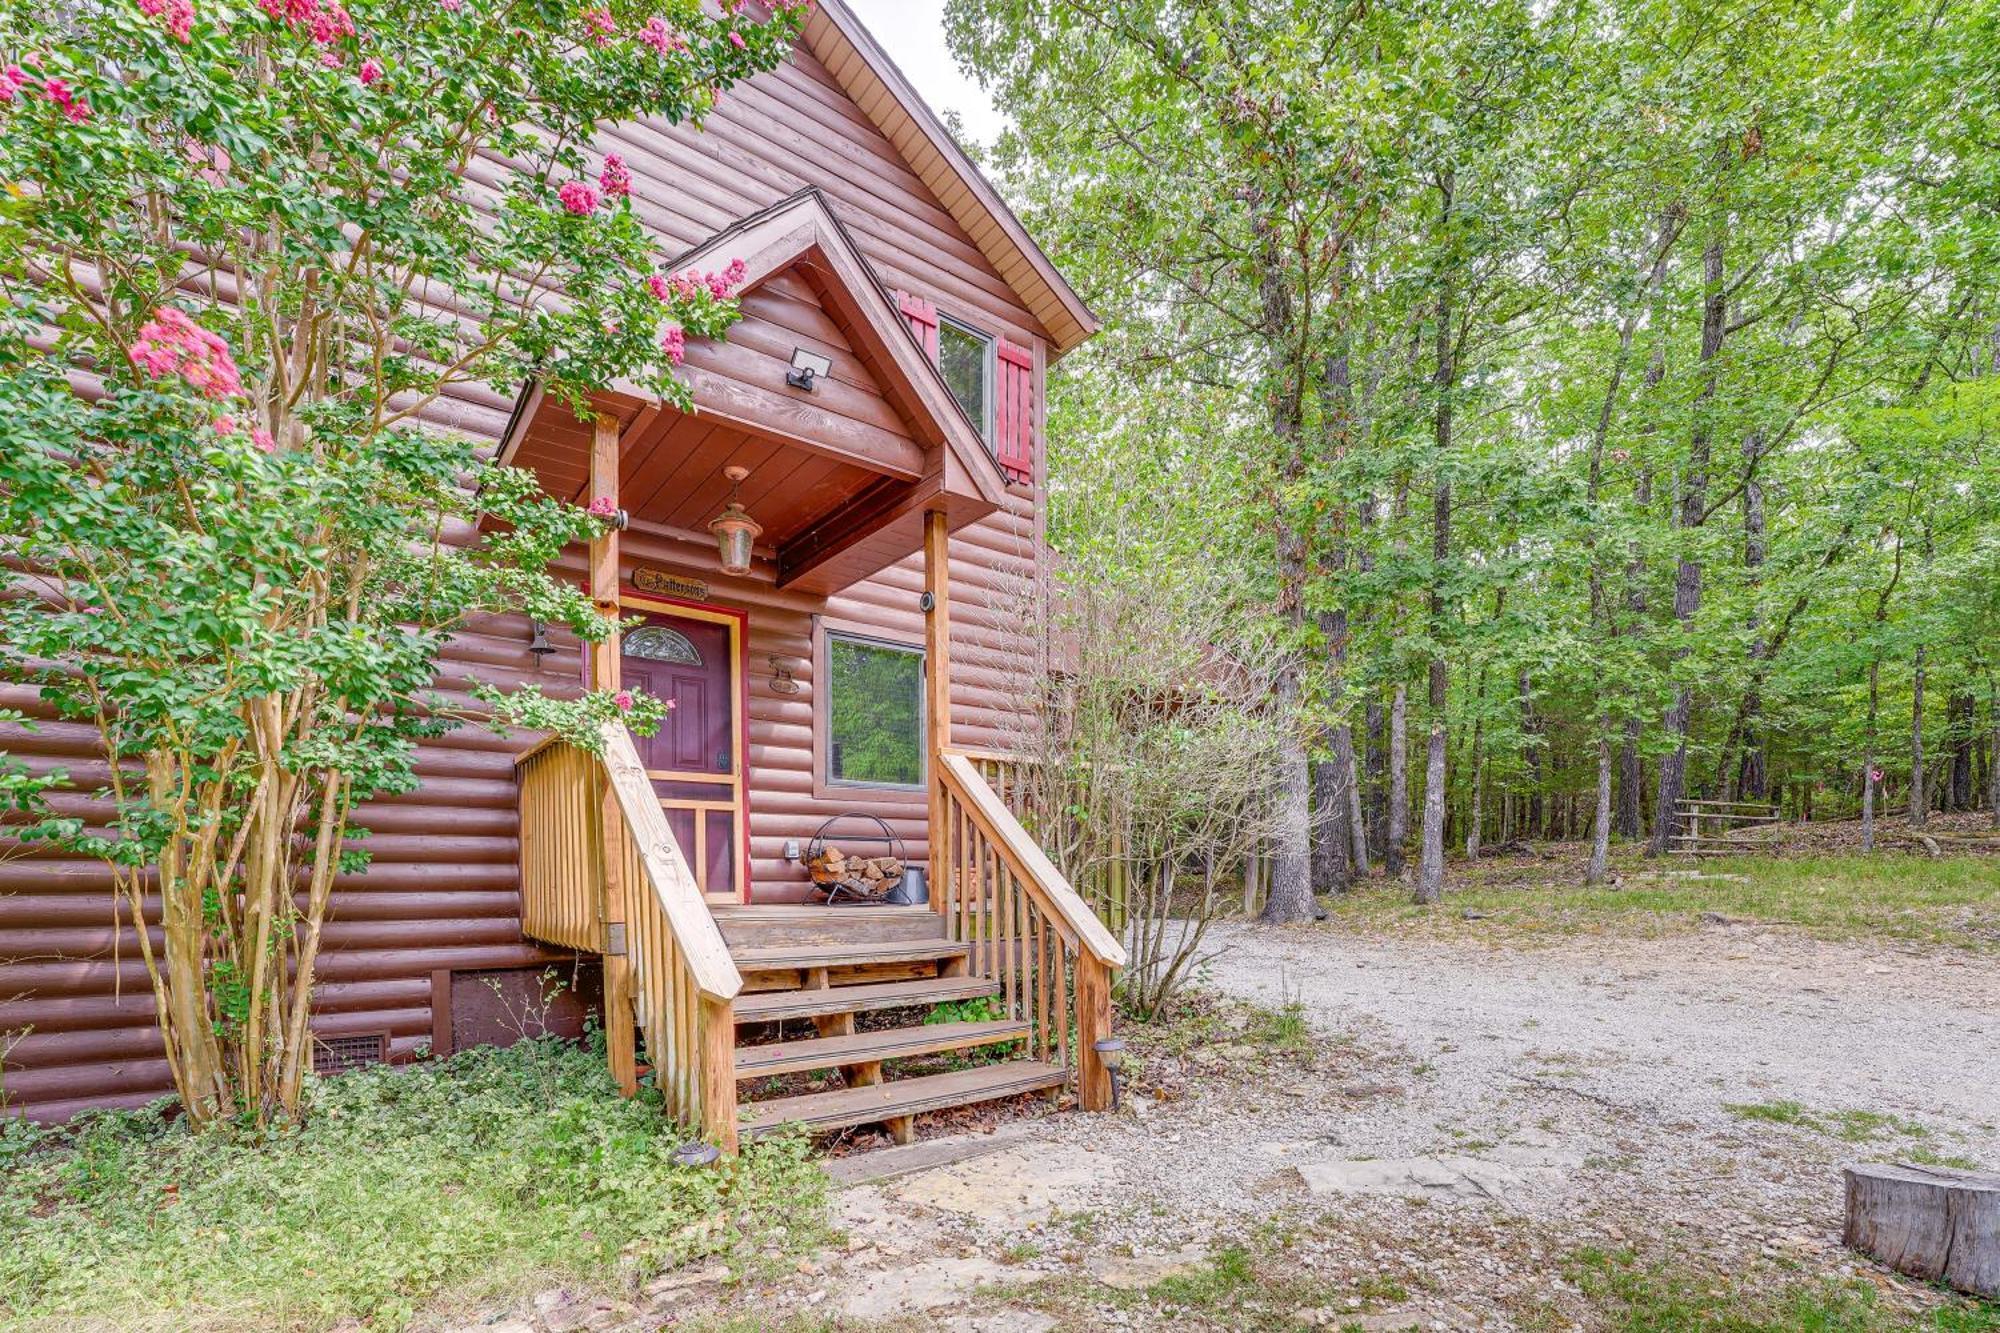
496, 191, 1009, 595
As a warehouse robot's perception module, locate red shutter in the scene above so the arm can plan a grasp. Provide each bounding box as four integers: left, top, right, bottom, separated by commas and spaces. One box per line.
896, 291, 940, 361
994, 338, 1035, 485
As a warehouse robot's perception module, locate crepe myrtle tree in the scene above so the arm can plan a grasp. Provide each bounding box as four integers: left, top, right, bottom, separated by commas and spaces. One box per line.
0, 0, 804, 1127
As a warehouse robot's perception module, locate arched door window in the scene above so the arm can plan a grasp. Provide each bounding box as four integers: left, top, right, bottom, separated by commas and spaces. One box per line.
622, 625, 702, 666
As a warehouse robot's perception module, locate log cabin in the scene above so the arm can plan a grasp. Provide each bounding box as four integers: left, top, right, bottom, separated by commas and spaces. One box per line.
0, 0, 1125, 1151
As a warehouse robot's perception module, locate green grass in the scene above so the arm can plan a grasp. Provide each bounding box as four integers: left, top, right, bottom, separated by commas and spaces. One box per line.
1321, 853, 2000, 951
1726, 1098, 1820, 1128
1249, 997, 1312, 1049
0, 1036, 827, 1332
1563, 1246, 2000, 1331
1725, 1100, 1959, 1154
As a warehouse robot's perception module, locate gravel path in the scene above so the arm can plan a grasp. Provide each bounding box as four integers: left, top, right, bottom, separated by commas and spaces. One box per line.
1201, 918, 2000, 1175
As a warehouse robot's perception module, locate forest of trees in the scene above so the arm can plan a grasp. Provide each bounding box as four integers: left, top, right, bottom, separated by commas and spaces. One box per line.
949, 0, 2000, 918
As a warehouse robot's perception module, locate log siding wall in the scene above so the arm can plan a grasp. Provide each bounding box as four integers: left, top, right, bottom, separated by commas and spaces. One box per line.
0, 34, 1050, 1118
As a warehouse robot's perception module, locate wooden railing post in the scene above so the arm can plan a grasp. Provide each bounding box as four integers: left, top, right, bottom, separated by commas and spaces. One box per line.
924, 509, 952, 921
699, 994, 739, 1155
589, 412, 639, 1097
1074, 954, 1114, 1112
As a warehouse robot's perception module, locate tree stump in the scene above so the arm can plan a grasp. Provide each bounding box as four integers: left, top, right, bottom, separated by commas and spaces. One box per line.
1843, 1162, 2000, 1297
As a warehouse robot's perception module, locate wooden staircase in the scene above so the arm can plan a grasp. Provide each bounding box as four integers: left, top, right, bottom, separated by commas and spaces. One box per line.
515, 722, 1126, 1154
719, 906, 1066, 1142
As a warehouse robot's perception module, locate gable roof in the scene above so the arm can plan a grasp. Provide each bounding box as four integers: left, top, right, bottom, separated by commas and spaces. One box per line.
802, 0, 1098, 358
665, 187, 1010, 508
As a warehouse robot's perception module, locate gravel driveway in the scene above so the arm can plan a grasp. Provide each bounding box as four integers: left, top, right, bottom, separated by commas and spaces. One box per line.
1201, 918, 2000, 1176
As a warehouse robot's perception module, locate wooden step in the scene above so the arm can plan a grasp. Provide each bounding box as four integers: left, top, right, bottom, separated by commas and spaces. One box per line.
711, 905, 945, 949
733, 976, 999, 1023
732, 939, 970, 972
734, 1018, 1029, 1079
738, 1060, 1068, 1138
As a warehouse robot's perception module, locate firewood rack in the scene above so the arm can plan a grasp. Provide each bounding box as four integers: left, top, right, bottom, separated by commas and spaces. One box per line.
804, 813, 907, 905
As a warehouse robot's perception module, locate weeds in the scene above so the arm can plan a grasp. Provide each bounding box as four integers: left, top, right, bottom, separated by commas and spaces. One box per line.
0, 1037, 827, 1332
1727, 1100, 1950, 1150
1565, 1246, 2000, 1331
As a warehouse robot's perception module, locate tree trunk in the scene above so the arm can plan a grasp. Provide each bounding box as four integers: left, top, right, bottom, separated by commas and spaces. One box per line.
1949, 691, 1975, 811
1254, 213, 1316, 925
1417, 664, 1449, 902
1736, 429, 1770, 801
1313, 342, 1359, 895
1651, 224, 1728, 855
1519, 671, 1541, 840
1344, 729, 1371, 876
1616, 466, 1654, 841
1989, 675, 1999, 829
1863, 660, 1880, 852
1617, 717, 1644, 839
1311, 756, 1350, 893
1911, 646, 1927, 829
1588, 727, 1612, 884
1365, 699, 1387, 863
1466, 701, 1485, 861
1386, 684, 1409, 877
1415, 164, 1455, 907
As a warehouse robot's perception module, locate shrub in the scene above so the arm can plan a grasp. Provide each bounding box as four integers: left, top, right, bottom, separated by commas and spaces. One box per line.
0, 0, 804, 1128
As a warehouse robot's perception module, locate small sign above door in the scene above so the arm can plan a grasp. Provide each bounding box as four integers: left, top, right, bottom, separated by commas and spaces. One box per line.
633, 568, 710, 602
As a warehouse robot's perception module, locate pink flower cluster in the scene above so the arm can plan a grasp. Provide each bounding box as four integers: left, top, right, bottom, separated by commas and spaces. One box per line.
586, 495, 617, 517
256, 0, 355, 46
213, 415, 277, 452
128, 307, 242, 400
558, 180, 600, 216
645, 258, 747, 308
636, 16, 685, 54
358, 57, 383, 84
138, 0, 196, 44
646, 271, 697, 303
658, 325, 685, 365
598, 152, 631, 198
613, 689, 634, 712
726, 29, 745, 49
16, 71, 91, 122
582, 7, 615, 44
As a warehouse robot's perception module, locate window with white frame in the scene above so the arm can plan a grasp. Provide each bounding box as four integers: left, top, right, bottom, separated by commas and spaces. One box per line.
824, 632, 925, 789
937, 314, 993, 441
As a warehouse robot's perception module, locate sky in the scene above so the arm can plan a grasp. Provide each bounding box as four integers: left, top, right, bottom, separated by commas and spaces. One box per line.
842, 0, 1010, 148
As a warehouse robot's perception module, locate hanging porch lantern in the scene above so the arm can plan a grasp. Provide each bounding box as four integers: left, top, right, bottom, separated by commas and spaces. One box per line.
709, 465, 763, 576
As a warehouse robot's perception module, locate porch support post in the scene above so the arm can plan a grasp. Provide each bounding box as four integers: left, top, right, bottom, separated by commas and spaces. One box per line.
591, 412, 639, 1097
923, 510, 952, 921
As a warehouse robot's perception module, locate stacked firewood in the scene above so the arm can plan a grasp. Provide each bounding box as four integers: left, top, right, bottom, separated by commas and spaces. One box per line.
807, 845, 904, 895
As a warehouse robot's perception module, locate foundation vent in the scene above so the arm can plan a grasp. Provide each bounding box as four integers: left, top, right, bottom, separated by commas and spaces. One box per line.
312, 1032, 389, 1076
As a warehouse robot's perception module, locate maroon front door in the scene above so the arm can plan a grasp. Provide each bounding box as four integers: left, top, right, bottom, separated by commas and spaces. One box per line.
620, 609, 742, 900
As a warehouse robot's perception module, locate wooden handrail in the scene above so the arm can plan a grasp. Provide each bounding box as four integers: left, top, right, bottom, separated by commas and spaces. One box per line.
951, 745, 1039, 767
595, 721, 741, 1001
516, 722, 742, 1150
940, 750, 1125, 969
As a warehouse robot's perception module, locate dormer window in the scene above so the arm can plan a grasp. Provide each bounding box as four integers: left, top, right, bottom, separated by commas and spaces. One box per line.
937, 315, 993, 440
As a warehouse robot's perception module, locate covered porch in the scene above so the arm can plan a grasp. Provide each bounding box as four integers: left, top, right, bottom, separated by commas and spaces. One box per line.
496, 191, 1124, 1151
496, 187, 1012, 907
